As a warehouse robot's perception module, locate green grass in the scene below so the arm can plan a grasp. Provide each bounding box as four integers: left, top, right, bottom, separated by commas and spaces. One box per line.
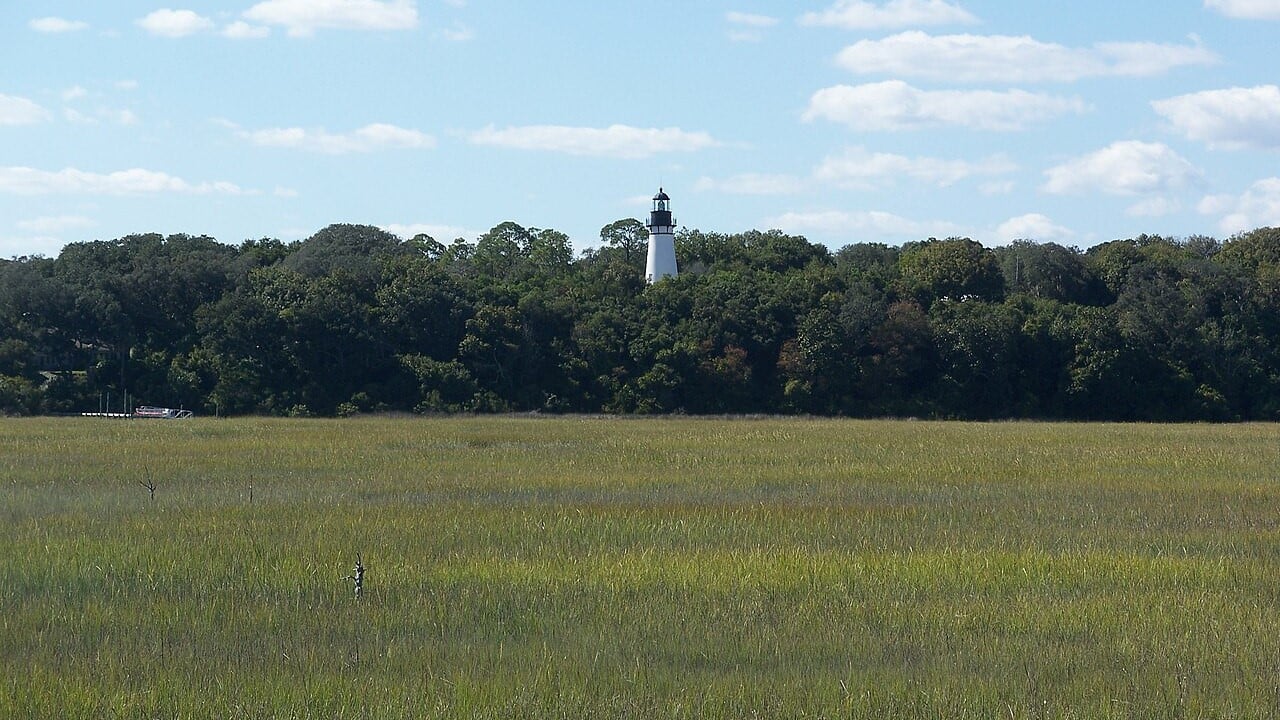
3, 416, 1280, 718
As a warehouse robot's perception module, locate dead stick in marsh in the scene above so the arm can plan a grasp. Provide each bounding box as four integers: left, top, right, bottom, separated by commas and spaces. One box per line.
139, 469, 156, 502
342, 554, 365, 599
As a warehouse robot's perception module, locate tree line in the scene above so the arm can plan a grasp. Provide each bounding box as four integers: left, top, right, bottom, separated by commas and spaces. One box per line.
2, 220, 1279, 421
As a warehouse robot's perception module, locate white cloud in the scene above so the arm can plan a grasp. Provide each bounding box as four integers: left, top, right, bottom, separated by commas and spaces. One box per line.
239, 123, 435, 153
995, 213, 1073, 244
116, 80, 140, 91
351, 123, 435, 148
439, 23, 474, 42
696, 149, 1014, 196
0, 167, 245, 196
243, 0, 418, 37
1204, 0, 1280, 19
727, 11, 779, 27
63, 106, 140, 126
1042, 141, 1199, 203
726, 11, 778, 41
799, 0, 977, 29
0, 95, 51, 126
16, 216, 95, 233
804, 81, 1086, 131
1152, 85, 1280, 150
107, 109, 140, 125
469, 124, 719, 159
223, 21, 271, 39
765, 209, 963, 239
695, 174, 806, 195
137, 9, 215, 37
1126, 197, 1182, 217
54, 86, 137, 125
624, 194, 657, 208
30, 17, 89, 33
814, 146, 1016, 188
1096, 39, 1220, 78
0, 234, 68, 259
835, 32, 1216, 83
1199, 177, 1280, 235
383, 223, 475, 241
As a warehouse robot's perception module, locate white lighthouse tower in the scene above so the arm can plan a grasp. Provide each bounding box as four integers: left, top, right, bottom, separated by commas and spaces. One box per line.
645, 187, 678, 283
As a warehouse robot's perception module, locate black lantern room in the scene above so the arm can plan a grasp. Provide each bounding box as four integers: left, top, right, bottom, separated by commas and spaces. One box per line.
648, 188, 674, 230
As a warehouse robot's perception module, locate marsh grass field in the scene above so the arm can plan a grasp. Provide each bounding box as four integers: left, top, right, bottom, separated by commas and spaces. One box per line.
3, 416, 1280, 718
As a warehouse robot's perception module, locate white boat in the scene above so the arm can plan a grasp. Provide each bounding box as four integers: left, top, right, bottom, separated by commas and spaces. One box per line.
131, 406, 194, 419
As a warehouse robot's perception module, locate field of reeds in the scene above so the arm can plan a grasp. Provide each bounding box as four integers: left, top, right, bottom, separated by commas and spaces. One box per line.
3, 416, 1279, 718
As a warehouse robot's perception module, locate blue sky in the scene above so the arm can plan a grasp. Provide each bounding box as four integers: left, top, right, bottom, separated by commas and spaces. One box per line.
4, 0, 1280, 258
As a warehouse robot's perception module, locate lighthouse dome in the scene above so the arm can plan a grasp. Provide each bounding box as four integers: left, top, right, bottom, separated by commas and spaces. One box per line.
653, 188, 670, 201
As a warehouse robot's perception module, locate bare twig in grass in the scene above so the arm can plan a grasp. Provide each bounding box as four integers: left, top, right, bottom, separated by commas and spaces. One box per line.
342, 554, 366, 599
139, 469, 156, 502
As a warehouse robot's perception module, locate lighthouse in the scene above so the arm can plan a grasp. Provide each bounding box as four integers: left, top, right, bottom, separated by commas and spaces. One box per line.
644, 187, 678, 283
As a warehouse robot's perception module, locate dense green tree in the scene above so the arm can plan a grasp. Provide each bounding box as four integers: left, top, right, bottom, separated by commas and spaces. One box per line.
1084, 240, 1139, 300
375, 255, 469, 361
929, 299, 1022, 418
0, 257, 78, 373
995, 241, 1103, 305
398, 354, 478, 412
676, 229, 830, 275
835, 243, 900, 296
471, 222, 534, 288
195, 267, 302, 415
860, 300, 937, 416
527, 229, 574, 282
408, 233, 447, 262
1006, 297, 1078, 418
456, 303, 526, 410
1217, 227, 1280, 271
570, 302, 637, 411
281, 270, 392, 414
283, 224, 408, 280
778, 300, 854, 413
1060, 305, 1171, 420
237, 237, 295, 268
599, 218, 648, 268
42, 234, 241, 408
898, 237, 1004, 307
